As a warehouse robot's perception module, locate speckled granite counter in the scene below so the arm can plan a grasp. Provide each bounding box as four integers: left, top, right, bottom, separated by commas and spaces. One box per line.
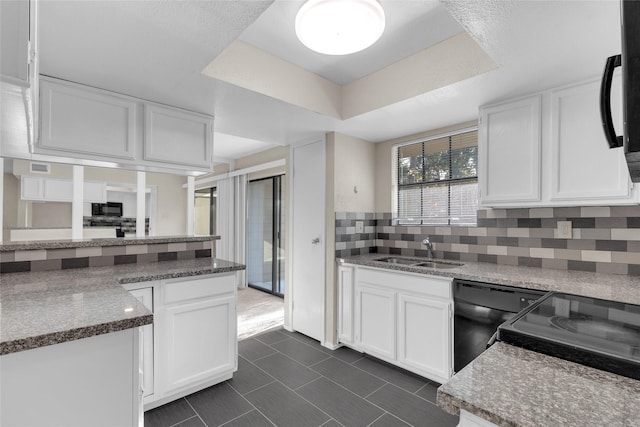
339, 254, 640, 305
437, 342, 640, 427
0, 258, 245, 355
0, 234, 219, 252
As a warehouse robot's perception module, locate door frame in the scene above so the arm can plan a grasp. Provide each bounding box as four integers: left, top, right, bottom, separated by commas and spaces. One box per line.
247, 175, 284, 297
287, 136, 326, 343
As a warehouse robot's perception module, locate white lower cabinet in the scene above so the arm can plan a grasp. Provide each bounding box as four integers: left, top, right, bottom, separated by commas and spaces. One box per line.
1, 329, 141, 427
356, 284, 396, 360
342, 264, 454, 384
337, 265, 355, 345
397, 293, 451, 381
124, 272, 237, 411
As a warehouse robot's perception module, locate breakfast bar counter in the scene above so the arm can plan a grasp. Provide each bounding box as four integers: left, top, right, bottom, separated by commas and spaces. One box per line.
0, 257, 245, 355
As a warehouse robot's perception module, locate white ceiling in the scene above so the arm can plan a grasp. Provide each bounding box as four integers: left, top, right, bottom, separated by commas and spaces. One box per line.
37, 0, 622, 163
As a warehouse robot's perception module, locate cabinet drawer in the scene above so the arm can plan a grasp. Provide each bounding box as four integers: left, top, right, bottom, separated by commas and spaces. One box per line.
163, 274, 235, 305
358, 267, 451, 300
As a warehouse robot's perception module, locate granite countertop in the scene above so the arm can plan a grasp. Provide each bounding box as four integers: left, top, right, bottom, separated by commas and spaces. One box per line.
340, 254, 640, 305
0, 234, 220, 252
0, 258, 245, 355
437, 342, 640, 427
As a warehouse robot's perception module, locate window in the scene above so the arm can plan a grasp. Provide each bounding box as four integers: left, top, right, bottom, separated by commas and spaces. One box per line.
395, 129, 478, 225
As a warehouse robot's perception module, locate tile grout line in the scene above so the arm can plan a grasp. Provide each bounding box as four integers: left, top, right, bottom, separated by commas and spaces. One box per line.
224, 381, 278, 427
182, 396, 210, 427
167, 414, 199, 427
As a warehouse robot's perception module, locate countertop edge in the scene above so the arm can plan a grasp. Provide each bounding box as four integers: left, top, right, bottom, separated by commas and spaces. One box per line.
0, 314, 153, 356
117, 264, 246, 284
0, 235, 220, 252
436, 388, 516, 427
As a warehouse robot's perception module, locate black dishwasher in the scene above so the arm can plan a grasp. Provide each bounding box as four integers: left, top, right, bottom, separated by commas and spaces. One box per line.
453, 279, 546, 372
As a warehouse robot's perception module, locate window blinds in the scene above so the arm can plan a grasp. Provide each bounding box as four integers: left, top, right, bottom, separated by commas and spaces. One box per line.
395, 130, 478, 225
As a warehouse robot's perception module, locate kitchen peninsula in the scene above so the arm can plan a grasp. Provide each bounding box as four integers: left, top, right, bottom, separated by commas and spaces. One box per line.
0, 235, 245, 427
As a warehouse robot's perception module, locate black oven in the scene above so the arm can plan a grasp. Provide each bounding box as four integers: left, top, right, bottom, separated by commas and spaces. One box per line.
91, 202, 123, 217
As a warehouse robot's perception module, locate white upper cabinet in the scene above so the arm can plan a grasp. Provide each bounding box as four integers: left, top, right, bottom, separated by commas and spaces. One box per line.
144, 104, 213, 169
35, 77, 214, 175
549, 77, 631, 203
479, 95, 542, 205
479, 77, 638, 207
0, 0, 32, 85
39, 78, 138, 161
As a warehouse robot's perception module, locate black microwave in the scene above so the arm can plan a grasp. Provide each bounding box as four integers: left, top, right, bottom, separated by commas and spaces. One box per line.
601, 0, 640, 182
92, 202, 123, 217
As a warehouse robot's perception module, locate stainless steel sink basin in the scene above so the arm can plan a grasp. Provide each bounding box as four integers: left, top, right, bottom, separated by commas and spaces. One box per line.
413, 261, 462, 269
374, 257, 420, 265
374, 257, 463, 269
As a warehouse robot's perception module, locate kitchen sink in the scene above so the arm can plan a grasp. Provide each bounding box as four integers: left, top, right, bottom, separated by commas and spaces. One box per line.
413, 261, 462, 269
374, 257, 463, 269
374, 257, 421, 265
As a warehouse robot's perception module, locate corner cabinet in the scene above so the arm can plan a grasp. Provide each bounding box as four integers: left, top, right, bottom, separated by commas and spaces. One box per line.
479, 76, 639, 207
123, 272, 237, 411
339, 264, 454, 384
36, 77, 214, 175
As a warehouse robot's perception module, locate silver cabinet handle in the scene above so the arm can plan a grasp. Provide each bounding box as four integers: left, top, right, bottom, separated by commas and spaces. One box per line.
311, 237, 320, 244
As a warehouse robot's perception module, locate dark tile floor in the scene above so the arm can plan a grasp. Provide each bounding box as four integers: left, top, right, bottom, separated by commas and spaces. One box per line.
144, 328, 458, 427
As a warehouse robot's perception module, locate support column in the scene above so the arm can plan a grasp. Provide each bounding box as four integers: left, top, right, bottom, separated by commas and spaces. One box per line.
136, 171, 146, 237
187, 176, 195, 235
72, 165, 84, 240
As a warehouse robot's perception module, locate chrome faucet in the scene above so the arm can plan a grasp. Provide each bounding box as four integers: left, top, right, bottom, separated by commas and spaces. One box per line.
422, 237, 436, 259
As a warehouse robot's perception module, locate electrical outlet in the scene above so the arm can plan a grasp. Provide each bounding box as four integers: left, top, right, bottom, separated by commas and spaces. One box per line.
557, 221, 572, 239
355, 221, 364, 233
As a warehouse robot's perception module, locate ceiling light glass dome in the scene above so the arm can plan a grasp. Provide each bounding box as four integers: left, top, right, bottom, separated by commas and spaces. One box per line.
295, 0, 386, 56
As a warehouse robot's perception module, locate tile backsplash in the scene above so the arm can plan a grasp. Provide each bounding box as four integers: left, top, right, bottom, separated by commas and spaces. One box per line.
336, 207, 640, 276
0, 240, 213, 274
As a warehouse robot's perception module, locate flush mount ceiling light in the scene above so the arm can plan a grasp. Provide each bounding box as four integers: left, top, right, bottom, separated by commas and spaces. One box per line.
295, 0, 385, 55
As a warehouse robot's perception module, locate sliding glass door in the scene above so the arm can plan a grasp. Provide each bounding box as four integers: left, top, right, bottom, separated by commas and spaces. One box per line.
247, 176, 284, 296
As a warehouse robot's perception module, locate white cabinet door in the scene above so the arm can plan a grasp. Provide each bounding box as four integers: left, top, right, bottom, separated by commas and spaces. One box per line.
43, 178, 73, 202
0, 0, 30, 83
549, 77, 632, 204
21, 175, 44, 200
155, 273, 236, 403
162, 294, 235, 394
84, 181, 107, 203
337, 265, 355, 345
479, 95, 542, 205
143, 104, 213, 169
356, 284, 396, 361
397, 293, 452, 383
38, 78, 138, 161
129, 287, 154, 400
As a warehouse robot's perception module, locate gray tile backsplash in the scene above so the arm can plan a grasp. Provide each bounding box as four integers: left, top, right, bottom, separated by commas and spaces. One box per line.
336, 207, 640, 275
1, 241, 213, 273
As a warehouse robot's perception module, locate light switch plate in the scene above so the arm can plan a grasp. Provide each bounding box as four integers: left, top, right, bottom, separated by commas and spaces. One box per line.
557, 221, 572, 239
355, 221, 364, 233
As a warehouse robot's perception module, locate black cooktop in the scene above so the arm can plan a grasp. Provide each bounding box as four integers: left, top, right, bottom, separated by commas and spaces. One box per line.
497, 292, 640, 380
